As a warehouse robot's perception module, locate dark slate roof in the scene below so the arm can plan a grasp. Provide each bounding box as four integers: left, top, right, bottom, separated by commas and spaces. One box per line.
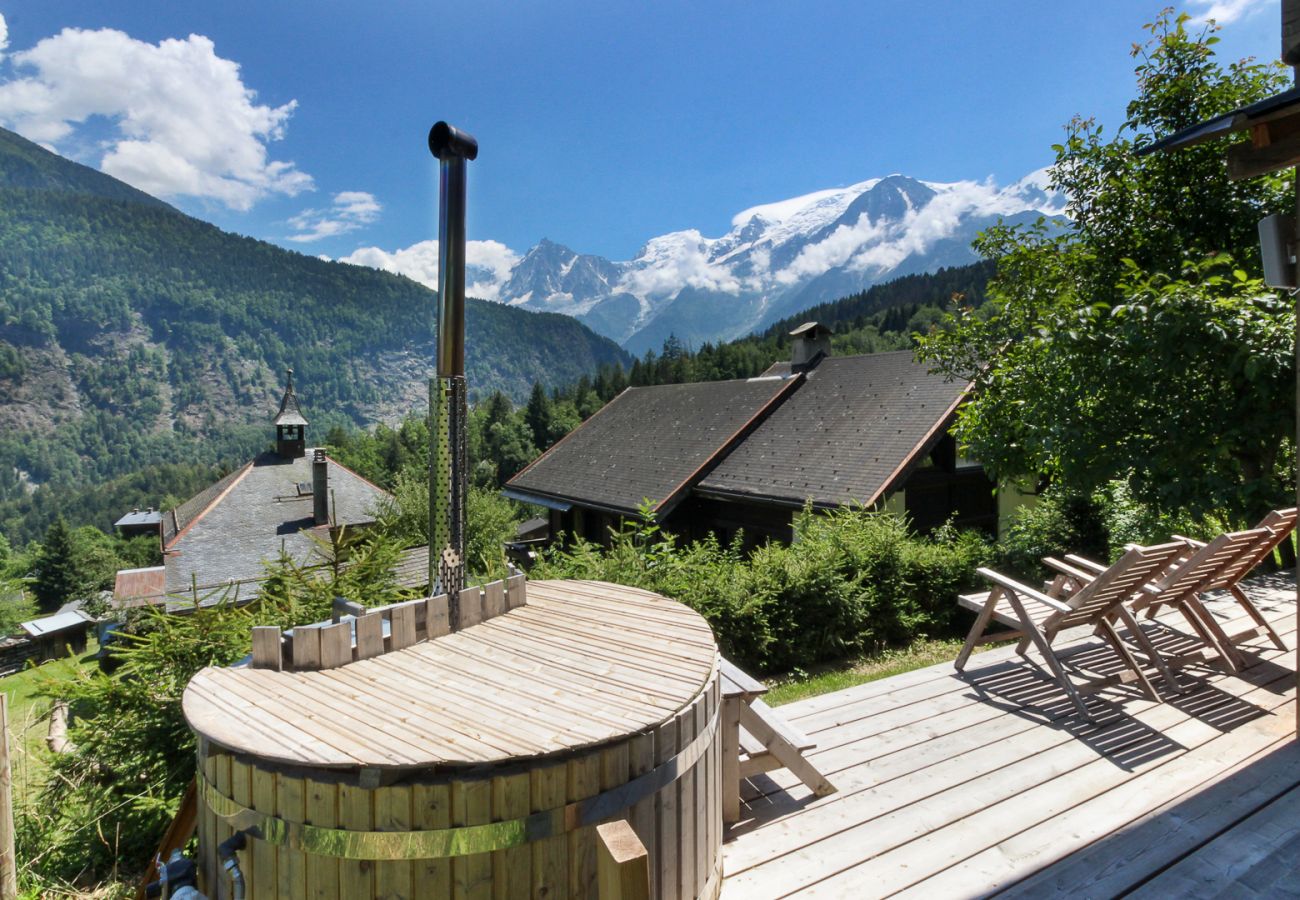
507, 377, 797, 515
162, 450, 387, 594
698, 351, 970, 508
162, 465, 246, 546
116, 545, 428, 612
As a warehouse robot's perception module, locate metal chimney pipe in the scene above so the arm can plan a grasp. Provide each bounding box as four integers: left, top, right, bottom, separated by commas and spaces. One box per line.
427, 121, 478, 601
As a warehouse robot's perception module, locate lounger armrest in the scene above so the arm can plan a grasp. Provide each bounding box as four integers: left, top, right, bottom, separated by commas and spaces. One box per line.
1043, 557, 1097, 585
1063, 554, 1107, 574
976, 568, 1073, 614
1173, 534, 1207, 549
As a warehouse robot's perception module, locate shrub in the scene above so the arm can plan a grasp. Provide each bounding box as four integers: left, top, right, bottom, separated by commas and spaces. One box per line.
534, 504, 993, 674
997, 488, 1107, 579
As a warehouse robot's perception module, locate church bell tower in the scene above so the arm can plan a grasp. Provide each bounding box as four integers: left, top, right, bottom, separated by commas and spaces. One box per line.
273, 369, 308, 459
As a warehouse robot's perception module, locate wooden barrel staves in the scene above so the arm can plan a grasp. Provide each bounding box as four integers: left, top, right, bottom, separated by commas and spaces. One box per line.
185, 578, 723, 899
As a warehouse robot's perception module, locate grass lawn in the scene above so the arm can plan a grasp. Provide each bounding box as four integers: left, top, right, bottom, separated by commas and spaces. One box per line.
2, 639, 99, 804
764, 637, 984, 706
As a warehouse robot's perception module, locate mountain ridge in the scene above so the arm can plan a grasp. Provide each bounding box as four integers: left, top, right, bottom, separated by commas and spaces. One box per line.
446, 170, 1060, 353
0, 127, 629, 527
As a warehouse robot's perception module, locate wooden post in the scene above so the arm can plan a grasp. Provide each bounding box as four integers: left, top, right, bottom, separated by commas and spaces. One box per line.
0, 695, 17, 899
596, 820, 651, 900
1292, 0, 1300, 737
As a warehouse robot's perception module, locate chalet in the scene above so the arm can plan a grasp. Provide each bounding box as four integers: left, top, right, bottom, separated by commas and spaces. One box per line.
505, 324, 1005, 547
112, 371, 401, 610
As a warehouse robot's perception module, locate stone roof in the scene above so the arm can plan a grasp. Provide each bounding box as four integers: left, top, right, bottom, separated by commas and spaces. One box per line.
162, 450, 387, 595
507, 377, 797, 516
699, 351, 969, 507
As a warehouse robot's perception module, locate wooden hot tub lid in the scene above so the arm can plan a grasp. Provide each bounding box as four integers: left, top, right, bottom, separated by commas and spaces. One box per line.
183, 580, 718, 769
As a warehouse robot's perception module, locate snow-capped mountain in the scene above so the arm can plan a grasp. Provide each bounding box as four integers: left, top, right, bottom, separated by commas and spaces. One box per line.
344, 171, 1062, 354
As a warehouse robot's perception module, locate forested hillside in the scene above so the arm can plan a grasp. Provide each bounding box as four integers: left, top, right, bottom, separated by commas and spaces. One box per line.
0, 128, 628, 542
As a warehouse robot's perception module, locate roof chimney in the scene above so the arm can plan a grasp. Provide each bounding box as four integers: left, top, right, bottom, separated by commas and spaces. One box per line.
312, 449, 329, 526
790, 321, 833, 373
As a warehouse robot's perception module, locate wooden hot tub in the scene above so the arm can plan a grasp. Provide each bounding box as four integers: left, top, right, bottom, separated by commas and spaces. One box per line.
183, 579, 722, 900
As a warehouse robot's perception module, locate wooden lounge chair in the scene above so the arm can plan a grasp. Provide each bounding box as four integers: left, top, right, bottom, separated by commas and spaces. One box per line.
1064, 525, 1281, 673
955, 541, 1187, 720
719, 658, 835, 824
1167, 507, 1295, 655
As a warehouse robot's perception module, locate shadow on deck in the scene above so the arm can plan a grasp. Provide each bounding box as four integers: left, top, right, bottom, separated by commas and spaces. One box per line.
720, 570, 1297, 899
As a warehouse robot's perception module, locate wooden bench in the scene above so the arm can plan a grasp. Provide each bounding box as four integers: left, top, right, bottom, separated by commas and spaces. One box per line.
720, 658, 836, 824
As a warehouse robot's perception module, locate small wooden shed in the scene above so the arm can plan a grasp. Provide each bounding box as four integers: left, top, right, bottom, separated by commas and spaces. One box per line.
183, 578, 722, 900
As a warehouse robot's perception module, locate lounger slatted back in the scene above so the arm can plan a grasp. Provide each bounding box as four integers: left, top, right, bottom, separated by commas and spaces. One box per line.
1200, 508, 1295, 655
1219, 507, 1296, 584
1127, 526, 1279, 671
955, 541, 1186, 720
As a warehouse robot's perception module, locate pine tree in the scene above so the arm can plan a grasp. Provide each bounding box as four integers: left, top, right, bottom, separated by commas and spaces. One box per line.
524, 382, 553, 450
32, 516, 84, 613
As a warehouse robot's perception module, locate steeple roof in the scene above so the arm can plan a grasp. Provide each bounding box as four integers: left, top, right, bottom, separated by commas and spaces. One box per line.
272, 368, 309, 427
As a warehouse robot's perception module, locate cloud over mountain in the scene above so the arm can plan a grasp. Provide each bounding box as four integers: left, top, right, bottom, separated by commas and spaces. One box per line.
346, 170, 1062, 353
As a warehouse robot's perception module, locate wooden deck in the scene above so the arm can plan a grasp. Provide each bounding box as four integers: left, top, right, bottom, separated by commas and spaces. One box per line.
720, 571, 1299, 898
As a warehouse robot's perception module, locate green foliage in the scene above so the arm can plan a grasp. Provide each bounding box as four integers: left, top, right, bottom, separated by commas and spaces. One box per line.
921, 12, 1295, 523
533, 505, 992, 674
466, 488, 521, 582
0, 588, 35, 636
996, 489, 1108, 581
0, 127, 629, 544
29, 518, 82, 613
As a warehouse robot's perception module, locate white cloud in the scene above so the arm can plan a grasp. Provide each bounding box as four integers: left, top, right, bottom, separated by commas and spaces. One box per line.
0, 14, 9, 63
617, 230, 741, 298
0, 26, 311, 209
338, 239, 521, 302
1188, 0, 1272, 24
287, 190, 382, 242
775, 177, 1058, 284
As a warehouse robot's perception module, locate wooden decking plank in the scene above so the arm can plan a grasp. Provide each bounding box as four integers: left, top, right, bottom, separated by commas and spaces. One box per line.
740, 662, 1131, 805
464, 625, 706, 706
531, 588, 715, 638
485, 615, 709, 692
719, 574, 1294, 899
778, 674, 1294, 899
993, 737, 1300, 899
460, 627, 693, 707
782, 588, 1273, 725
427, 639, 667, 730
263, 664, 524, 760
895, 706, 1296, 899
432, 633, 684, 720
501, 607, 715, 675
725, 689, 1092, 871
370, 645, 622, 746
323, 660, 556, 756
722, 667, 1293, 898
192, 674, 423, 767
1126, 775, 1300, 899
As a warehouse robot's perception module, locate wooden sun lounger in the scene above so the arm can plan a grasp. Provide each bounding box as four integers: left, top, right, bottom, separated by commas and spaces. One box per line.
955, 541, 1187, 720
1170, 507, 1295, 654
1065, 523, 1285, 674
720, 658, 836, 824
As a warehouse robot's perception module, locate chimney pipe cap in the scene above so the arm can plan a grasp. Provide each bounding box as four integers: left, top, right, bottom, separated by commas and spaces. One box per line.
428, 122, 478, 161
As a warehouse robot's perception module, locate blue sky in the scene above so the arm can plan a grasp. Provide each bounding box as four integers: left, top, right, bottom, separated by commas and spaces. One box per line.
0, 0, 1282, 275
